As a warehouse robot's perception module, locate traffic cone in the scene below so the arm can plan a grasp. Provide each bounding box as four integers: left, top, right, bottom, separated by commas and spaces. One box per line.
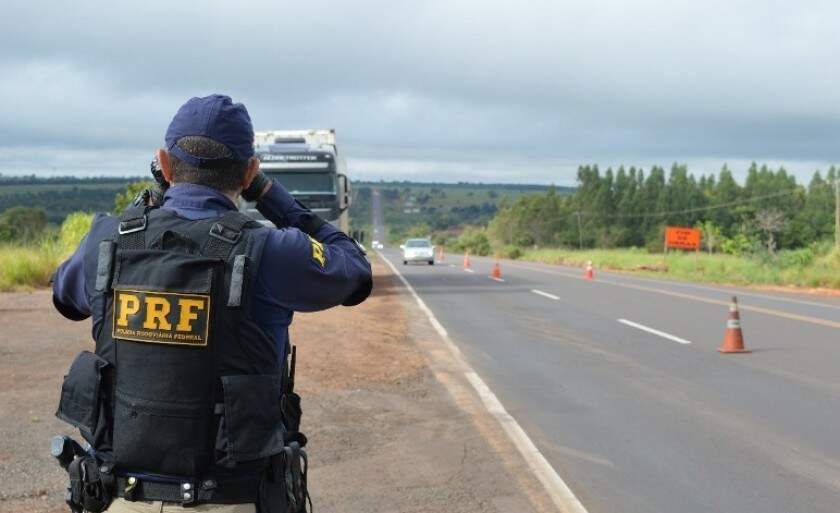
718, 296, 750, 353
463, 251, 471, 270
584, 260, 594, 280
491, 261, 502, 279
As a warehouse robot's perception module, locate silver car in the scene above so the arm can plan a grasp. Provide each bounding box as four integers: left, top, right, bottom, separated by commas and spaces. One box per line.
401, 238, 435, 265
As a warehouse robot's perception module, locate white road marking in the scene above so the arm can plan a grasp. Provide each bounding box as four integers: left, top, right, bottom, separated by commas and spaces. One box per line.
503, 261, 840, 329
377, 250, 589, 513
502, 259, 840, 312
618, 319, 693, 345
464, 268, 475, 273
489, 276, 505, 282
532, 289, 560, 301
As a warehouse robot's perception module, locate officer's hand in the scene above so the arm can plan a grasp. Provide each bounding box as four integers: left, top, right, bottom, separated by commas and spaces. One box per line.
241, 171, 271, 202
150, 157, 169, 192
131, 188, 165, 208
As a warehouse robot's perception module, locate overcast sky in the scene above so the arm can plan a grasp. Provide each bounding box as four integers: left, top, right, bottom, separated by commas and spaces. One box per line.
1, 1, 839, 185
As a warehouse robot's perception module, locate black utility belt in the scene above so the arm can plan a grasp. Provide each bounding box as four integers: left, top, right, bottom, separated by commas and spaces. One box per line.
115, 475, 259, 505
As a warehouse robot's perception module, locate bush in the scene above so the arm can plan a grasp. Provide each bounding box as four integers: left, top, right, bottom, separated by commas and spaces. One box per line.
0, 211, 94, 291
0, 206, 48, 243
404, 223, 432, 239
452, 227, 492, 256
776, 247, 815, 268
497, 245, 523, 259
720, 234, 753, 256
58, 212, 94, 253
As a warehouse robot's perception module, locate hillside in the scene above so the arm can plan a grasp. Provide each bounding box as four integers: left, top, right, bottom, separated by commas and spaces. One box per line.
0, 176, 139, 223
349, 181, 561, 243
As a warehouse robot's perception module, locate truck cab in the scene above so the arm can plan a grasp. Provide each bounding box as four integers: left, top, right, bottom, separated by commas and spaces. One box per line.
240, 129, 351, 232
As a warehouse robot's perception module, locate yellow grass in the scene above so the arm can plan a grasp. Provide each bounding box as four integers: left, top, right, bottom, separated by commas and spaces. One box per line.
0, 212, 93, 291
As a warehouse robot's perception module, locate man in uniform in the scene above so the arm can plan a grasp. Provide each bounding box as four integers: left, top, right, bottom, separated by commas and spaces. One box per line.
51, 94, 372, 513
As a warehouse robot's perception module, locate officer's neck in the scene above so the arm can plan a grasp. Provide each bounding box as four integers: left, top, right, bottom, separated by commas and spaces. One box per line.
168, 181, 240, 205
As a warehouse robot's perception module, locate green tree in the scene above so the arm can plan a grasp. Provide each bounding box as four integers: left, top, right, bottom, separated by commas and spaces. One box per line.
791, 170, 835, 245
710, 165, 741, 235
0, 206, 47, 243
755, 209, 786, 254
640, 166, 667, 245
698, 220, 722, 254
405, 223, 432, 239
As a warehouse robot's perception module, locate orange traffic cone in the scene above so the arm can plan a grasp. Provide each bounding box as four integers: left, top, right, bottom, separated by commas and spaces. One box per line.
584, 260, 594, 280
491, 261, 502, 280
463, 251, 471, 270
719, 296, 750, 353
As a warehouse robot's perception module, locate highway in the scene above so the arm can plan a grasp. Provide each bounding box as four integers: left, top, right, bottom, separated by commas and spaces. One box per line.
372, 195, 840, 513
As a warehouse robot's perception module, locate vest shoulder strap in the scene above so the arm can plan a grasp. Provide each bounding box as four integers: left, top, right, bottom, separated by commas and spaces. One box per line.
201, 211, 259, 259
117, 206, 152, 250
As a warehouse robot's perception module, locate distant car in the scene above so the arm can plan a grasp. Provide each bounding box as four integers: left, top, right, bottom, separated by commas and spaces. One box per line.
372, 240, 384, 249
401, 238, 434, 265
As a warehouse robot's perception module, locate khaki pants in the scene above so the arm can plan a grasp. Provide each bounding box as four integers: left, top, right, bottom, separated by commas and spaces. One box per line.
105, 498, 256, 513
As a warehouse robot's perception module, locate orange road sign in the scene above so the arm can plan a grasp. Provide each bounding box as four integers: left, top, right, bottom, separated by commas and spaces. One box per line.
665, 226, 701, 251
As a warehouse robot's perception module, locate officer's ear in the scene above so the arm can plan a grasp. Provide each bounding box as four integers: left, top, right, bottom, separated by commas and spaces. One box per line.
241, 157, 260, 190
157, 149, 175, 184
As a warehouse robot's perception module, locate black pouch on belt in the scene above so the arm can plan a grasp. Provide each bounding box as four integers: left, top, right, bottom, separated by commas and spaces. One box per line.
258, 443, 310, 513
67, 455, 114, 513
257, 452, 289, 513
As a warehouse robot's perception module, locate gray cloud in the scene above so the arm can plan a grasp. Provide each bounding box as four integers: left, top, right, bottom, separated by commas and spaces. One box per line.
1, 0, 839, 183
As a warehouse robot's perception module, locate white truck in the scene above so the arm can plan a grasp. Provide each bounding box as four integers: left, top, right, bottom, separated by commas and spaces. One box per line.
240, 129, 351, 233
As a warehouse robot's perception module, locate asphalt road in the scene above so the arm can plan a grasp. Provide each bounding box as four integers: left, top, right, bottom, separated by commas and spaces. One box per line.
373, 194, 840, 513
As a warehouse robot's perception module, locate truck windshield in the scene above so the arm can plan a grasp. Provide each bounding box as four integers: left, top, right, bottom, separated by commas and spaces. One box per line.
264, 171, 335, 194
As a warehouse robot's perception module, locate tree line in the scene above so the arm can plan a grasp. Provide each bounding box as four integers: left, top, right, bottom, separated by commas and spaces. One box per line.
0, 180, 145, 244
0, 177, 137, 224
488, 163, 837, 254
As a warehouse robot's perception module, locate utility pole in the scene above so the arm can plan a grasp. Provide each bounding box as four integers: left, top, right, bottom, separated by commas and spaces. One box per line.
576, 211, 583, 250
835, 178, 840, 249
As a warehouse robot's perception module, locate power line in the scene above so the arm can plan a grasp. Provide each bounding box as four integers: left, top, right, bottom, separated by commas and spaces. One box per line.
577, 188, 802, 220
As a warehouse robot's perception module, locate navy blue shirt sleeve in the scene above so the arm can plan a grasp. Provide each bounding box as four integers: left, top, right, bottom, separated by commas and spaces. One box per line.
52, 213, 119, 321
254, 181, 372, 311
53, 228, 95, 320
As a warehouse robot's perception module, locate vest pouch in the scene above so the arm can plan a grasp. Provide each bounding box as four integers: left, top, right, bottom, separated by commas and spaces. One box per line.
110, 249, 220, 476
219, 375, 285, 463
56, 351, 112, 447
113, 391, 212, 476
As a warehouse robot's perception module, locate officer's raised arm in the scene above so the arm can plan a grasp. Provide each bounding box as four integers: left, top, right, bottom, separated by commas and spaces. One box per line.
52, 233, 92, 321
243, 176, 373, 311
52, 213, 121, 321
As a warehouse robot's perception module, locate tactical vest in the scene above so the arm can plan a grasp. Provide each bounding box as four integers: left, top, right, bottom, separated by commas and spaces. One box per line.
57, 206, 293, 479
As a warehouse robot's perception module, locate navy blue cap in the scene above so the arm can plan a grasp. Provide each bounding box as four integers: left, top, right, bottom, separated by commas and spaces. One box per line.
165, 94, 254, 167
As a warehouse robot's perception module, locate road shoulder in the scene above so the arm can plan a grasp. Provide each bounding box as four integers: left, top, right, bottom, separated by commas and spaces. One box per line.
295, 256, 555, 512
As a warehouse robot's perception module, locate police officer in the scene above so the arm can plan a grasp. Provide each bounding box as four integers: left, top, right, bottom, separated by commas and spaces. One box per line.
51, 94, 372, 513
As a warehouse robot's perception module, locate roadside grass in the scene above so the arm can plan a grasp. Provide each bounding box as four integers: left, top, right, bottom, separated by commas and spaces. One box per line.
517, 245, 840, 290
0, 212, 93, 291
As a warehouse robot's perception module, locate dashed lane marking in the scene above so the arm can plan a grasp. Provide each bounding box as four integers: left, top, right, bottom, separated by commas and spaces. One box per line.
618, 319, 693, 345
532, 289, 560, 301
502, 261, 840, 330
